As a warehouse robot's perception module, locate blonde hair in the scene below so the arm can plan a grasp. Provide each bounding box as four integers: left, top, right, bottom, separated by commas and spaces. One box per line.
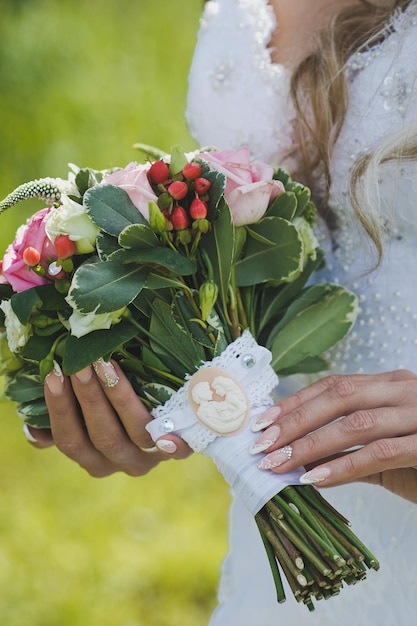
290, 0, 416, 263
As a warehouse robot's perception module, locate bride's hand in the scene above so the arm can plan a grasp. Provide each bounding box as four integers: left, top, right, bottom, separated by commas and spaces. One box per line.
251, 370, 417, 503
24, 359, 191, 476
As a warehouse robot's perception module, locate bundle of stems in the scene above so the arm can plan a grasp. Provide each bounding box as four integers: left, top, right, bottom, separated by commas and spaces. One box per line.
255, 485, 379, 611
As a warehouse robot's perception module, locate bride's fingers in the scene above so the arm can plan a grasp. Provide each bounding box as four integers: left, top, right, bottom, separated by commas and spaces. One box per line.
69, 364, 165, 474
22, 424, 54, 448
255, 371, 417, 449
45, 363, 117, 476
90, 359, 192, 460
296, 434, 417, 487
255, 404, 415, 472
253, 369, 417, 432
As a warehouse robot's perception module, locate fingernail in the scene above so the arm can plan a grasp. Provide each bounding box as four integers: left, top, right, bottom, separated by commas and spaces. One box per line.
257, 445, 293, 470
156, 439, 177, 454
93, 358, 120, 388
249, 425, 281, 455
74, 365, 93, 384
139, 445, 158, 454
23, 423, 38, 443
45, 360, 64, 396
252, 406, 281, 432
299, 467, 331, 484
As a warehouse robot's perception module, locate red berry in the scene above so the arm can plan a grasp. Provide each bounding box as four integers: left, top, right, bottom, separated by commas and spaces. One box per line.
194, 177, 211, 196
170, 205, 189, 231
168, 181, 188, 201
189, 197, 208, 220
148, 160, 170, 185
54, 235, 76, 259
183, 162, 202, 181
23, 246, 41, 267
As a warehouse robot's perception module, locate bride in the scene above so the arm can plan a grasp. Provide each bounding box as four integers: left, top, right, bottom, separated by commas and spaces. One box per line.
29, 1, 417, 624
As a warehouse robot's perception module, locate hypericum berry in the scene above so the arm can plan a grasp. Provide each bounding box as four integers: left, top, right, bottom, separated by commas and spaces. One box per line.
23, 246, 41, 267
148, 160, 169, 185
168, 181, 188, 201
170, 205, 189, 231
54, 235, 76, 259
194, 177, 211, 196
183, 162, 202, 181
189, 197, 208, 220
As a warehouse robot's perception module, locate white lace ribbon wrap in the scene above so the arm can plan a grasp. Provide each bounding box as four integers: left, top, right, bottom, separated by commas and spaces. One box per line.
146, 331, 304, 515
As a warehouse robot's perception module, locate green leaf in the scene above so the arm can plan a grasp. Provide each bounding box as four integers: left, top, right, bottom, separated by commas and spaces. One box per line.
257, 249, 325, 334
0, 284, 13, 300
142, 347, 171, 373
202, 170, 226, 221
235, 217, 303, 286
62, 320, 138, 375
169, 145, 188, 176
199, 198, 234, 313
114, 247, 196, 276
173, 292, 214, 349
266, 192, 297, 220
277, 355, 329, 377
273, 167, 292, 186
84, 185, 148, 237
269, 284, 358, 373
142, 383, 175, 405
18, 410, 51, 429
149, 298, 205, 376
119, 223, 159, 249
66, 259, 149, 314
145, 272, 188, 291
286, 181, 311, 216
4, 368, 44, 403
35, 284, 68, 312
75, 168, 101, 196
133, 143, 166, 159
11, 289, 42, 325
21, 333, 60, 362
96, 231, 120, 260
14, 396, 50, 428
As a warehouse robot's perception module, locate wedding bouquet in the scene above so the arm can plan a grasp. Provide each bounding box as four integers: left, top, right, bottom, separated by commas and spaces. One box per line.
0, 145, 378, 610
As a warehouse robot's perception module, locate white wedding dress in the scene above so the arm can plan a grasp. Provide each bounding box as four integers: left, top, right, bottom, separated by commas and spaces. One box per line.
186, 1, 417, 625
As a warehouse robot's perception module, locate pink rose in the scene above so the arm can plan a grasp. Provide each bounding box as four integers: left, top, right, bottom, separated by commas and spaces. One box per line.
1, 207, 57, 292
103, 162, 158, 222
201, 147, 285, 226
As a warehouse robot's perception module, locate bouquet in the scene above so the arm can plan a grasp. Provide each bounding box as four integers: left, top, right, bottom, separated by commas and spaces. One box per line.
0, 145, 378, 610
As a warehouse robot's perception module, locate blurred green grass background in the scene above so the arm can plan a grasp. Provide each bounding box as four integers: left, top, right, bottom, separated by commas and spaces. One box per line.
0, 1, 230, 624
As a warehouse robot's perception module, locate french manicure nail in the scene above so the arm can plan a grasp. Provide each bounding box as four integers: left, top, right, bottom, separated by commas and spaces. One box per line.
249, 425, 281, 455
257, 445, 293, 470
45, 360, 64, 396
74, 365, 93, 384
93, 358, 120, 388
23, 423, 38, 443
299, 467, 331, 484
252, 406, 281, 432
156, 439, 177, 454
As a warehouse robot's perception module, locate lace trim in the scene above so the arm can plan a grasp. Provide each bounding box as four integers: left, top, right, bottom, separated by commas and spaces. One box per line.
148, 331, 278, 452
346, 1, 417, 78
237, 0, 284, 88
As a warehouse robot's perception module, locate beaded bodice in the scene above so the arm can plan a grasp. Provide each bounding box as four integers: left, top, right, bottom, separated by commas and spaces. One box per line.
186, 0, 417, 378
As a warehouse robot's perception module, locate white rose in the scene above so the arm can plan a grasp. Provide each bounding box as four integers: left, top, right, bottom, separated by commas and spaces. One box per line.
0, 300, 32, 353
45, 195, 99, 254
68, 307, 126, 338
